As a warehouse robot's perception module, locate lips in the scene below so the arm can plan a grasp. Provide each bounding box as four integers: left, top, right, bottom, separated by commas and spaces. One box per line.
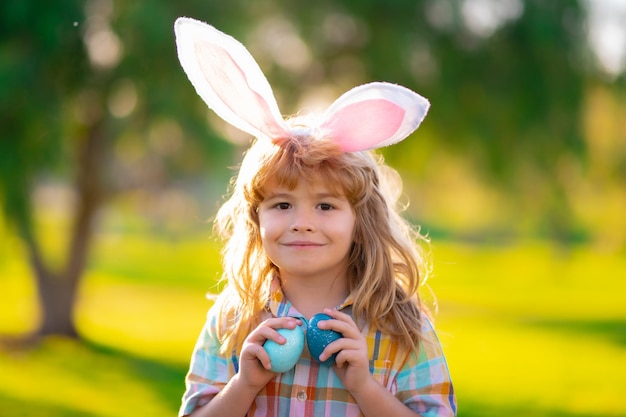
282, 241, 324, 247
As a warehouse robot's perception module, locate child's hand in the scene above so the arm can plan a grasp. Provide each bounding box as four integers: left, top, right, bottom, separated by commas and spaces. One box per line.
317, 309, 372, 394
238, 316, 301, 390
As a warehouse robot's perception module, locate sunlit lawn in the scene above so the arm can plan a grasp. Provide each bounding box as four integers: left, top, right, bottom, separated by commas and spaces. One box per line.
1, 226, 625, 416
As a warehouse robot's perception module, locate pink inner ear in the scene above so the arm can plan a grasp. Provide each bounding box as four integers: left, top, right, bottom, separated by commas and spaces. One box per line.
195, 40, 286, 138
323, 100, 405, 152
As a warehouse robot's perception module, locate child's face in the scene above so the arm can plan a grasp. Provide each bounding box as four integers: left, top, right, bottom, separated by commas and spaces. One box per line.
257, 178, 356, 282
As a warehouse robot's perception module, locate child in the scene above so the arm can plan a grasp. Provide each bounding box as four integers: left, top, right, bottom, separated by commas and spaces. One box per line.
174, 17, 456, 417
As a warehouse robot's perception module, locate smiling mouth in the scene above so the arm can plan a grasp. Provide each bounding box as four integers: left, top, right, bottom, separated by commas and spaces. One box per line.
283, 241, 324, 247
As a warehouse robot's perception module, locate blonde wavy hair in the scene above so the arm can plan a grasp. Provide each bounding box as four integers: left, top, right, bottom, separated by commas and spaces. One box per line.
212, 124, 431, 355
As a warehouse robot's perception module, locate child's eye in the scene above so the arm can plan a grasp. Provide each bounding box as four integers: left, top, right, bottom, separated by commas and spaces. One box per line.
318, 203, 333, 211
276, 202, 291, 210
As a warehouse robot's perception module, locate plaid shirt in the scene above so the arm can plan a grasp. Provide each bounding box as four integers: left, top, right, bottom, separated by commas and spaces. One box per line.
180, 281, 456, 417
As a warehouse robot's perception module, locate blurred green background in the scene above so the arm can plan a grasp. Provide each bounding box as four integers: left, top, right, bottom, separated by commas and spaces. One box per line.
1, 0, 625, 416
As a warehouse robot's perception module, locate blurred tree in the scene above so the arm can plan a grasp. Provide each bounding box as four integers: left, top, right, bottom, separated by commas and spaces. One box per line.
0, 0, 620, 339
1, 0, 90, 337
0, 0, 234, 338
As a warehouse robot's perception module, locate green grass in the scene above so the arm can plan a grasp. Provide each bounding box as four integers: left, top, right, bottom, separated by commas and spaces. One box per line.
429, 243, 626, 416
1, 229, 625, 416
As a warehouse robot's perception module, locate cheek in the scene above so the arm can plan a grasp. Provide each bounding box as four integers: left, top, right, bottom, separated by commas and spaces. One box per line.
258, 214, 279, 240
339, 215, 357, 244
348, 212, 357, 235
258, 223, 270, 243
258, 227, 274, 259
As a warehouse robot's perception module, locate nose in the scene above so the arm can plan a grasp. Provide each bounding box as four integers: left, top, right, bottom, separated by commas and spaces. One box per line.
290, 208, 315, 232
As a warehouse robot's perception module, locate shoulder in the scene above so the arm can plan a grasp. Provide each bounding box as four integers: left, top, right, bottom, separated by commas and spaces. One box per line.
389, 311, 448, 371
396, 314, 457, 415
192, 303, 225, 351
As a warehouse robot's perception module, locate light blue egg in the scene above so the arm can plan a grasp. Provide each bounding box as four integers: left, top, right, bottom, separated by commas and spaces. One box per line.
307, 313, 343, 366
263, 326, 305, 373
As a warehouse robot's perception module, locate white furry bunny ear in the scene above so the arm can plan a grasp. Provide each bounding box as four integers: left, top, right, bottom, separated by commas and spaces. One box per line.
174, 17, 289, 141
320, 82, 430, 152
175, 18, 430, 152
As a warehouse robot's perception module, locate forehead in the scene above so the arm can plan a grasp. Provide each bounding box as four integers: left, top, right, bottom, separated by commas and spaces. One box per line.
261, 177, 345, 198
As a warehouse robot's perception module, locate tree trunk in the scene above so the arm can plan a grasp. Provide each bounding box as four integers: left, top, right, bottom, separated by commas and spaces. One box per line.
20, 227, 79, 338
37, 271, 80, 337
26, 119, 106, 339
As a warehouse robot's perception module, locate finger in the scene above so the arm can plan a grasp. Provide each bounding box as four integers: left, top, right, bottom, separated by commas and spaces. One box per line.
321, 331, 370, 364
333, 346, 369, 370
317, 336, 354, 363
248, 317, 302, 345
242, 342, 271, 370
320, 309, 357, 330
322, 308, 352, 322
318, 337, 351, 361
254, 344, 273, 370
263, 316, 303, 330
251, 326, 296, 347
317, 310, 359, 338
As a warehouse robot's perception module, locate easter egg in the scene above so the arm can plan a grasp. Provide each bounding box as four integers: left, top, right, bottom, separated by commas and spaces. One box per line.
307, 313, 343, 366
263, 326, 305, 373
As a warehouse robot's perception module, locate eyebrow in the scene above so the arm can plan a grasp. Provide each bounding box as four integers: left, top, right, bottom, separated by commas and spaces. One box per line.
263, 191, 344, 200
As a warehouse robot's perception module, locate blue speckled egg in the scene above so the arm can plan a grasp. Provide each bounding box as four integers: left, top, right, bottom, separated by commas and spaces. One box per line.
263, 326, 305, 373
307, 313, 343, 366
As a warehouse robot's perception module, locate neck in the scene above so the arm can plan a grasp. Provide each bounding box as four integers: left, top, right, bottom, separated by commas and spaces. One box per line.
280, 272, 349, 320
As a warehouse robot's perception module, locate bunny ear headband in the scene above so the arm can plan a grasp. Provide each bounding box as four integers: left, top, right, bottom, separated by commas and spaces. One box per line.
174, 17, 430, 152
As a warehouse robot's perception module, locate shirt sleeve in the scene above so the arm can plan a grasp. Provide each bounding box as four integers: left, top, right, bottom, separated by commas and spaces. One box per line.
395, 316, 457, 417
179, 305, 235, 417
